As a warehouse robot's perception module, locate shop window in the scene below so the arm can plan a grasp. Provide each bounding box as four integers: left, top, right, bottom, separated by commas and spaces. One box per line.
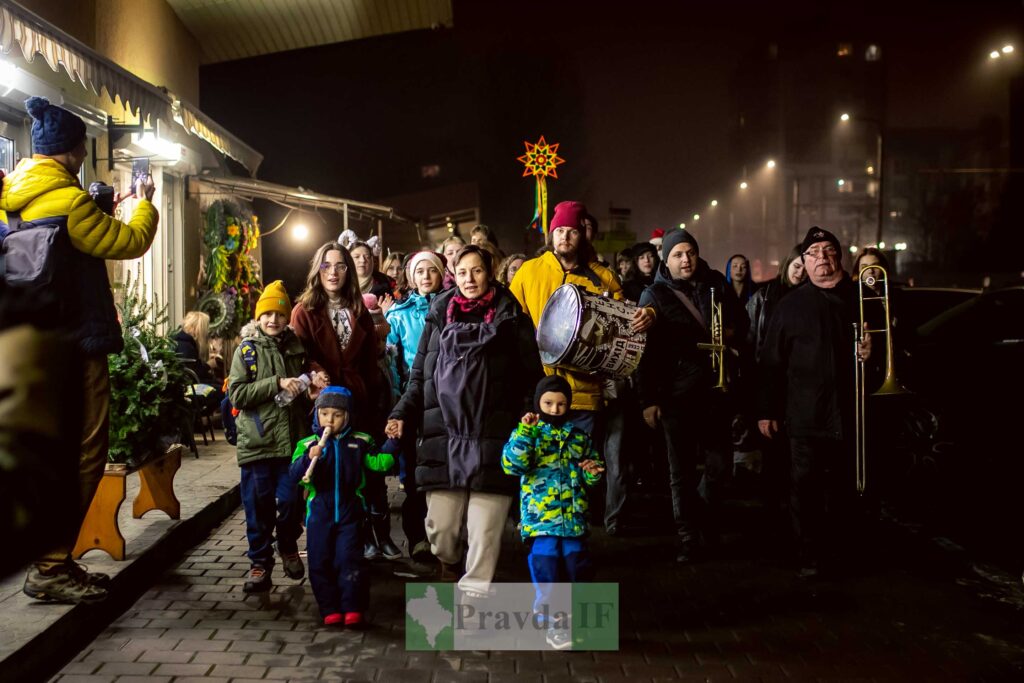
0, 135, 13, 174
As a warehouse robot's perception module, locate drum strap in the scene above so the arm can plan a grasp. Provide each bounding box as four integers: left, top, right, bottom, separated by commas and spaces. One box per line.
669, 288, 706, 329
565, 265, 605, 292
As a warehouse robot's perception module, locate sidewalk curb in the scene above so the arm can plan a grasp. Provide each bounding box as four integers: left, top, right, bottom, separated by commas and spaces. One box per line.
1, 483, 241, 682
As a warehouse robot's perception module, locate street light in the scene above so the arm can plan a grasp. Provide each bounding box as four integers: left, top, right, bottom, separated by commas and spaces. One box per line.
710, 199, 718, 207
766, 159, 776, 169
739, 181, 748, 190
693, 214, 700, 221
990, 50, 1002, 59
1002, 44, 1014, 54
837, 178, 846, 186
291, 223, 309, 242
678, 222, 686, 229
838, 112, 885, 245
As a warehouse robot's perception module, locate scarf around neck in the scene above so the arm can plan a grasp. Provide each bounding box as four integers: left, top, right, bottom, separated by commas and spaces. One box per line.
358, 272, 374, 294
446, 287, 497, 324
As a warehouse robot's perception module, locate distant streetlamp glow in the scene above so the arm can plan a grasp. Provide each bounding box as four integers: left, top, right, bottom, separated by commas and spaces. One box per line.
866, 165, 875, 175
849, 245, 859, 254
878, 241, 886, 249
291, 223, 309, 242
990, 50, 1001, 59
710, 199, 718, 207
840, 112, 851, 122
837, 178, 846, 186
693, 214, 700, 221
739, 181, 748, 190
1002, 45, 1014, 54
766, 159, 776, 169
679, 222, 686, 229
894, 242, 908, 251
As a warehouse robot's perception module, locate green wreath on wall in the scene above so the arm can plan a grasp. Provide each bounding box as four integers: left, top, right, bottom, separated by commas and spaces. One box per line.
196, 200, 262, 339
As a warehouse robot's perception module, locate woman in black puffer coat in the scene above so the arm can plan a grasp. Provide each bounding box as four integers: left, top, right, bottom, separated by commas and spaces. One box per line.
387, 245, 542, 593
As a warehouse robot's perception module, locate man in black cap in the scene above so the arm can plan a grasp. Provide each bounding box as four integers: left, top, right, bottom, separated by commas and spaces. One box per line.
636, 228, 744, 562
756, 226, 871, 579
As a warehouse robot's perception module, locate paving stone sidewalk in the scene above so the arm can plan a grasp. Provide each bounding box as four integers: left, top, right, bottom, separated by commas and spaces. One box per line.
51, 483, 1024, 683
0, 438, 240, 679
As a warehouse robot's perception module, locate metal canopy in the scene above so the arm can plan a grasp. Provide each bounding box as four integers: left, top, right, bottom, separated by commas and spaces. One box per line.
189, 174, 414, 225
167, 0, 453, 64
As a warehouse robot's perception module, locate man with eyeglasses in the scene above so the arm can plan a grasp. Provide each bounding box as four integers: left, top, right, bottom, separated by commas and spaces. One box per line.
756, 226, 871, 579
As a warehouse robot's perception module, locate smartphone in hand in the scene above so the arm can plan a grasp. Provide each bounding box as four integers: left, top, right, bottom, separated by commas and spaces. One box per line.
131, 158, 150, 196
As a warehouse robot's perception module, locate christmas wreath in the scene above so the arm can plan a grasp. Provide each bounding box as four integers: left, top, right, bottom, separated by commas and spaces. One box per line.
196, 200, 262, 339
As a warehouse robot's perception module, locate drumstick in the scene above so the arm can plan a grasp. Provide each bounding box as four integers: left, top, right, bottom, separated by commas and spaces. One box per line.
302, 427, 333, 483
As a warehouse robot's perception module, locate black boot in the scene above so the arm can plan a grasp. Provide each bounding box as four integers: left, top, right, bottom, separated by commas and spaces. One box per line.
371, 514, 402, 560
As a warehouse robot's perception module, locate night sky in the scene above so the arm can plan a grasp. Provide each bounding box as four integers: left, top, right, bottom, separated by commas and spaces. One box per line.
199, 0, 1022, 289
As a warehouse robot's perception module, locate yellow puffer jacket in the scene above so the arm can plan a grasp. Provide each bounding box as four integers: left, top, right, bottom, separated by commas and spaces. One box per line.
0, 157, 159, 354
1, 157, 157, 259
508, 250, 623, 411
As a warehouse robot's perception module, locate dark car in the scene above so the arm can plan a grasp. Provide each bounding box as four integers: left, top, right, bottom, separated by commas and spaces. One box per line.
891, 286, 1024, 567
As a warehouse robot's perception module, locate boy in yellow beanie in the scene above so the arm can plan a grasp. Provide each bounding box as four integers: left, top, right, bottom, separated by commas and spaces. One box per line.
228, 281, 314, 592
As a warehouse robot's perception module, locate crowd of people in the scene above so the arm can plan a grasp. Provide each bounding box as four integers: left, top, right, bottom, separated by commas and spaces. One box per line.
6, 98, 879, 644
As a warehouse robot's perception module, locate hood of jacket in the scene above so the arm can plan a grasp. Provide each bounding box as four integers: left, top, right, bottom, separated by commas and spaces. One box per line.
0, 158, 79, 213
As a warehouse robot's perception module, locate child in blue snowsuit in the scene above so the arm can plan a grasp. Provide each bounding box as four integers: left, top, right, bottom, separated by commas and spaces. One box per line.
290, 386, 395, 627
501, 375, 604, 649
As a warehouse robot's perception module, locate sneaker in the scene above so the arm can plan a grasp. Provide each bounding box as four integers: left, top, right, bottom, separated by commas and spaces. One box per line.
411, 540, 433, 562
323, 613, 343, 626
243, 565, 272, 593
344, 611, 364, 627
23, 565, 108, 603
379, 539, 403, 561
279, 550, 305, 580
64, 559, 112, 589
363, 542, 382, 561
546, 627, 572, 650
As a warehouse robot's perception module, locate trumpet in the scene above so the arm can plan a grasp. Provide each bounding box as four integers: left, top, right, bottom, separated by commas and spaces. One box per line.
697, 287, 727, 392
854, 264, 908, 494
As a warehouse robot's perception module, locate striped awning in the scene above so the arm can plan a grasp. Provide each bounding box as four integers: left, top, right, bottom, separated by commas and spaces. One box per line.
0, 3, 173, 123
173, 98, 263, 175
0, 3, 261, 174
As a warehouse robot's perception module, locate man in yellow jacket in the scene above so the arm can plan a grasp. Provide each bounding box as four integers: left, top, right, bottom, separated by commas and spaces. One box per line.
508, 201, 654, 434
1, 97, 158, 603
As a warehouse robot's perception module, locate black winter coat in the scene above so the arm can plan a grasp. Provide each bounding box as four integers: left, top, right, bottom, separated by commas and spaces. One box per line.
390, 284, 543, 495
637, 259, 742, 406
757, 276, 859, 439
172, 330, 215, 385
746, 279, 804, 363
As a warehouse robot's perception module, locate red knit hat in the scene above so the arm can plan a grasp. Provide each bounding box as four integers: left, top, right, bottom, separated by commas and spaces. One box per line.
550, 201, 587, 231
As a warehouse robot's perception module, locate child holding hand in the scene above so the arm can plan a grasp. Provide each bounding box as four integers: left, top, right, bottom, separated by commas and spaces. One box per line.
501, 376, 604, 649
290, 386, 396, 627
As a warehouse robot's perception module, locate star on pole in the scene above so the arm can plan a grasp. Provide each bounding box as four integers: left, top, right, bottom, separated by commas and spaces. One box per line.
517, 136, 565, 179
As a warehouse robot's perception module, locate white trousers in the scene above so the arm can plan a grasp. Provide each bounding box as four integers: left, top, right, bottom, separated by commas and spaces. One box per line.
425, 489, 512, 594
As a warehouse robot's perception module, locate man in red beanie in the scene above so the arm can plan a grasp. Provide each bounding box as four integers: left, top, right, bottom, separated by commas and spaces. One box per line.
509, 201, 655, 528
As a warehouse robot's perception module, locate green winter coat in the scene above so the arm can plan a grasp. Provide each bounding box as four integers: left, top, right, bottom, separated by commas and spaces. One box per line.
227, 323, 311, 466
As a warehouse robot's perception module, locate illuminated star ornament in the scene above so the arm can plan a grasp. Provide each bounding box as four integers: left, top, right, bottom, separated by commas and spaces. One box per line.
517, 135, 565, 235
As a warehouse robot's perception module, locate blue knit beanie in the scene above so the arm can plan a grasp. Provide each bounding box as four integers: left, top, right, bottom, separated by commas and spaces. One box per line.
26, 97, 86, 156
315, 386, 353, 413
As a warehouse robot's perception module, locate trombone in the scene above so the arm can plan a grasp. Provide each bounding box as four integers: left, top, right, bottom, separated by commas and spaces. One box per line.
697, 287, 727, 392
854, 264, 908, 494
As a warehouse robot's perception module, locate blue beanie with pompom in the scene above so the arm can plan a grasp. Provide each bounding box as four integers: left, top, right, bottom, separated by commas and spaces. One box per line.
26, 97, 86, 156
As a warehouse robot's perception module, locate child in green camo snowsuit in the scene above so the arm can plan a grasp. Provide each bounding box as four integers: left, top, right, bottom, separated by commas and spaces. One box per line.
501, 376, 605, 599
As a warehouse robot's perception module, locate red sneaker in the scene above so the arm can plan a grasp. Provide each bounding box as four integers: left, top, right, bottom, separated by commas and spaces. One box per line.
323, 613, 343, 626
344, 612, 363, 626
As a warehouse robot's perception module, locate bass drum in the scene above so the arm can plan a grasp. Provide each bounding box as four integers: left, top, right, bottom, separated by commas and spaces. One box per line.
536, 284, 646, 380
